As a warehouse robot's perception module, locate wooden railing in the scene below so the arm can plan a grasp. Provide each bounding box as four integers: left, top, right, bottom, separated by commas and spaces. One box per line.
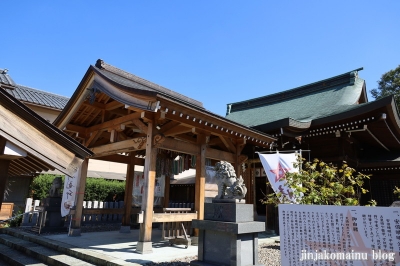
136, 207, 197, 248
22, 199, 197, 227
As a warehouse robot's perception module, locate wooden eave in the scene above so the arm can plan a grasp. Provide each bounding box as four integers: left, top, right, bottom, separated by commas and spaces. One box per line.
155, 95, 276, 147
271, 96, 400, 153
0, 88, 93, 178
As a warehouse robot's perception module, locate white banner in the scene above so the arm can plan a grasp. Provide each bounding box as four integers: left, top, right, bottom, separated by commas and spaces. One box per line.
61, 170, 79, 217
279, 204, 400, 265
258, 152, 299, 203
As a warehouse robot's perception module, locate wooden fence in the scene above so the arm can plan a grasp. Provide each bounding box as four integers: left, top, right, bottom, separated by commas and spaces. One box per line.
21, 199, 195, 227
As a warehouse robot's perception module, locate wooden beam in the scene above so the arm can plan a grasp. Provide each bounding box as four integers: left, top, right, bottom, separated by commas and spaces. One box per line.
11, 159, 35, 173
94, 154, 132, 164
105, 101, 124, 111
90, 137, 147, 157
86, 112, 141, 135
163, 125, 192, 136
126, 105, 145, 113
173, 134, 197, 144
132, 119, 148, 134
161, 107, 274, 146
141, 112, 154, 123
137, 212, 197, 223
205, 147, 235, 163
28, 155, 52, 171
85, 130, 101, 148
157, 137, 236, 162
159, 121, 180, 134
207, 137, 224, 146
158, 137, 198, 155
82, 100, 106, 110
8, 164, 28, 176
218, 135, 236, 153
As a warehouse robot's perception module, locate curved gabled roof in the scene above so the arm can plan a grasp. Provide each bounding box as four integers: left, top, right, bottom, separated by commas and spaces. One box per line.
94, 59, 204, 109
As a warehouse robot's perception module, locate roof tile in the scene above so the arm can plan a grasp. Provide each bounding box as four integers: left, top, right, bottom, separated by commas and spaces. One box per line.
226, 70, 365, 128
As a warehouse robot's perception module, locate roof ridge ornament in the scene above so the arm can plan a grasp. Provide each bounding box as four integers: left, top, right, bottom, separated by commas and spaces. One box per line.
95, 59, 104, 69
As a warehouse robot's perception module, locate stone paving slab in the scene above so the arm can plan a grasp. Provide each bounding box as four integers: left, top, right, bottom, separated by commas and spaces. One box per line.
2, 227, 280, 265
44, 229, 279, 265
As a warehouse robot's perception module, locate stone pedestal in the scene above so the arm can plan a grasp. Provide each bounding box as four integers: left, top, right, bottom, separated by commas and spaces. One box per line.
34, 197, 66, 233
191, 203, 265, 266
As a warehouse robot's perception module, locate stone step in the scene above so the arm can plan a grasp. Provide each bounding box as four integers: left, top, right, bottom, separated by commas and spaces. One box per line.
0, 242, 47, 266
0, 233, 95, 266
0, 228, 140, 266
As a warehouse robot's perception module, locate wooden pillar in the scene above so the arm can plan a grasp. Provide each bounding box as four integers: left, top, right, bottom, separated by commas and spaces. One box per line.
137, 121, 157, 254
235, 139, 250, 203
121, 152, 136, 230
69, 158, 89, 236
194, 134, 207, 236
252, 165, 259, 219
246, 166, 254, 205
235, 147, 241, 188
164, 175, 171, 208
0, 159, 10, 209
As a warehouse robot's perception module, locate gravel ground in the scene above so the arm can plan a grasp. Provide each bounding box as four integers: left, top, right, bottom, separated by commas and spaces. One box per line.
144, 242, 281, 266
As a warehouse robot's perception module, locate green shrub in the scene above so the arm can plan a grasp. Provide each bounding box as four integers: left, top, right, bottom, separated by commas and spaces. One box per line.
262, 157, 376, 206
84, 178, 125, 202
30, 174, 125, 202
30, 174, 61, 201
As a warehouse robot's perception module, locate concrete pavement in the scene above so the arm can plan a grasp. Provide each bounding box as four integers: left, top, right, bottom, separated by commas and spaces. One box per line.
44, 228, 279, 265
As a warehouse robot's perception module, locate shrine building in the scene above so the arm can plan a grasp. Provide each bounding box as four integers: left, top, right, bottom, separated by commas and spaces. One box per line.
52, 59, 276, 253
226, 68, 400, 219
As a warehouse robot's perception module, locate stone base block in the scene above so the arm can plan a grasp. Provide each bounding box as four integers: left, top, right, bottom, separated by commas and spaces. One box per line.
212, 198, 246, 204
190, 260, 264, 266
191, 236, 199, 246
119, 225, 130, 233
68, 228, 81, 237
136, 241, 153, 254
204, 203, 253, 222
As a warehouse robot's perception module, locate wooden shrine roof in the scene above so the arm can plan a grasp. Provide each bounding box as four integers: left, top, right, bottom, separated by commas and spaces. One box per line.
54, 59, 276, 162
226, 69, 367, 129
0, 87, 93, 178
0, 68, 68, 111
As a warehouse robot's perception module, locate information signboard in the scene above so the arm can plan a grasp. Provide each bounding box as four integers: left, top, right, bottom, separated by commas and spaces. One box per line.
279, 204, 400, 265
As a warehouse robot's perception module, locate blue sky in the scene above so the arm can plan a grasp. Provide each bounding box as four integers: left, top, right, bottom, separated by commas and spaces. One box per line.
2, 1, 399, 116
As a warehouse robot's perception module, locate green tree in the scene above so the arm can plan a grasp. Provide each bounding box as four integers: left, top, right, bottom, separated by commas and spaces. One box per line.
370, 65, 400, 108
261, 157, 376, 206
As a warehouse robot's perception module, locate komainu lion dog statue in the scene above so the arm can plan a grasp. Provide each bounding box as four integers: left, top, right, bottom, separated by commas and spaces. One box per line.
214, 161, 247, 200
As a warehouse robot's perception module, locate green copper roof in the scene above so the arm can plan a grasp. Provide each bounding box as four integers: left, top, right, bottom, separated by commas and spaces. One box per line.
226, 69, 366, 129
